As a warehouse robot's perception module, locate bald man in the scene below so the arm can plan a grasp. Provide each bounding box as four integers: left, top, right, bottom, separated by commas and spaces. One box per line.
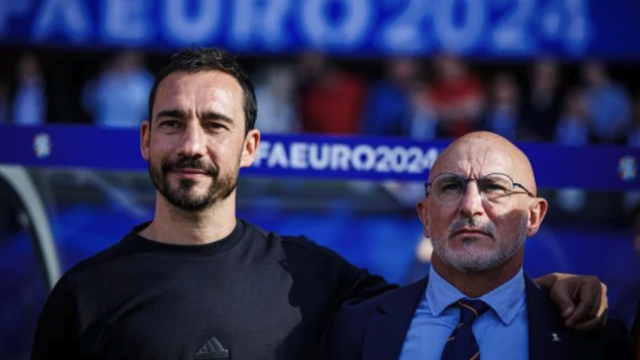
322, 132, 630, 360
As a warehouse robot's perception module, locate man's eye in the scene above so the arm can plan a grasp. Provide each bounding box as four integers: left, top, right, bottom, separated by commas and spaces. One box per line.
440, 183, 462, 192
482, 183, 508, 192
205, 122, 225, 130
160, 120, 181, 128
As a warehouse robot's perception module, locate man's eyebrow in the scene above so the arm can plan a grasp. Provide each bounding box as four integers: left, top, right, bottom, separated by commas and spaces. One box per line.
154, 109, 235, 126
155, 109, 188, 120
201, 111, 234, 125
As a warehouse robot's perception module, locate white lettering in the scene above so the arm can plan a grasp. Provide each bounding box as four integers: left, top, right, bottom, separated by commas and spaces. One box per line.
351, 144, 376, 171
309, 144, 330, 170
33, 0, 91, 41
267, 142, 289, 168
163, 0, 222, 44
422, 148, 439, 170
374, 146, 391, 173
290, 142, 308, 169
103, 0, 151, 44
300, 0, 372, 48
231, 0, 290, 50
433, 0, 485, 53
330, 144, 351, 171
389, 146, 409, 173
406, 147, 425, 173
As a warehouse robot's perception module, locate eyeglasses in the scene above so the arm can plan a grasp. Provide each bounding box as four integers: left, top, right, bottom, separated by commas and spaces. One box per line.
425, 173, 535, 205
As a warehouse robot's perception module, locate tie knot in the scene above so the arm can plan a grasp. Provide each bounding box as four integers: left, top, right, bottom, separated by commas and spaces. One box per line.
457, 299, 489, 325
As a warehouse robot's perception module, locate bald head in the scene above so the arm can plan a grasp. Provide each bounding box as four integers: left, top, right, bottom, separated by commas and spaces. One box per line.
431, 132, 537, 195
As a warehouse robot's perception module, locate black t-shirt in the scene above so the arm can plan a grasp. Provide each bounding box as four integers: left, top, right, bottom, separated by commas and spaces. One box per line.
31, 220, 392, 360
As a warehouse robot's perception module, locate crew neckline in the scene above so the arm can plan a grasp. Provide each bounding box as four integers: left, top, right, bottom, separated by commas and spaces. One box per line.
122, 219, 246, 257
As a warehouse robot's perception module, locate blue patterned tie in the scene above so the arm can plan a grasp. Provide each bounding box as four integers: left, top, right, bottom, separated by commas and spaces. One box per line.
441, 299, 490, 360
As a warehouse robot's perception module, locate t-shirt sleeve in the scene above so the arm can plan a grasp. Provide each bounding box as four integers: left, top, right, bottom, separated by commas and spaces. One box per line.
31, 274, 82, 359
288, 236, 397, 309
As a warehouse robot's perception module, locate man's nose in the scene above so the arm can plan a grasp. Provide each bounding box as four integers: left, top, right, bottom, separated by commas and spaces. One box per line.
459, 181, 485, 217
177, 122, 206, 157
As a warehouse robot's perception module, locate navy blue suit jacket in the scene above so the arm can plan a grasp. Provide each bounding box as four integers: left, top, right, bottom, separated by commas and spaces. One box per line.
322, 275, 630, 360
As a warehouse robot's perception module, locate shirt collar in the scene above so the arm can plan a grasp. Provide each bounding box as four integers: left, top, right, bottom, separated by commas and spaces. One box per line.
426, 265, 526, 326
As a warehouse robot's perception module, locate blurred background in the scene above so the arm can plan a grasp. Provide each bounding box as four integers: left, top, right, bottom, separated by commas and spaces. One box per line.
1, 0, 640, 358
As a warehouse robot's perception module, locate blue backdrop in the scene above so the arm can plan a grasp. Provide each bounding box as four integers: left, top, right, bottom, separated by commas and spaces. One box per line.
1, 0, 639, 59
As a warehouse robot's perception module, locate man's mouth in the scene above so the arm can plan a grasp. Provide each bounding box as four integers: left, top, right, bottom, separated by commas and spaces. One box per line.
452, 228, 492, 238
172, 168, 210, 177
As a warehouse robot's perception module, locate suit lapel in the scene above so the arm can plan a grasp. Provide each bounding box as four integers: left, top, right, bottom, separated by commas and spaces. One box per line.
525, 276, 570, 360
361, 276, 429, 360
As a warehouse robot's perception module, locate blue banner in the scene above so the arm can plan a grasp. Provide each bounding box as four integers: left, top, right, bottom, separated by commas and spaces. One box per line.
1, 124, 639, 190
0, 0, 639, 59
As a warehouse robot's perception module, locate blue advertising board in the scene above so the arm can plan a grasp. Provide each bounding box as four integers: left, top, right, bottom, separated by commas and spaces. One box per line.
0, 0, 639, 59
1, 124, 639, 190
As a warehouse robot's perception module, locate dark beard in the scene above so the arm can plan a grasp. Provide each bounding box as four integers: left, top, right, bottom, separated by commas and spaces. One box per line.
149, 156, 237, 212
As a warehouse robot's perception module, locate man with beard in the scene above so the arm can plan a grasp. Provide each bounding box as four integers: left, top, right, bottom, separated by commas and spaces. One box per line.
322, 132, 630, 360
33, 50, 609, 360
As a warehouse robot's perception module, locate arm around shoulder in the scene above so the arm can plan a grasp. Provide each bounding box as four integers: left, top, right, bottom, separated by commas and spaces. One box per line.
283, 235, 396, 308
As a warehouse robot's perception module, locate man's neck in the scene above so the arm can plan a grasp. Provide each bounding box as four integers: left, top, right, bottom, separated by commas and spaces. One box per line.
431, 252, 523, 298
140, 193, 237, 245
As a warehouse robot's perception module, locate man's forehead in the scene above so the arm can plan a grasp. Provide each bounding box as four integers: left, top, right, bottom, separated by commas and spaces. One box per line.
154, 71, 243, 113
432, 144, 516, 177
430, 133, 532, 175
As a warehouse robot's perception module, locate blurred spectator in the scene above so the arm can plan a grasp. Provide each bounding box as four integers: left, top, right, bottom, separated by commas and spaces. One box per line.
555, 88, 590, 212
519, 58, 562, 142
82, 51, 153, 128
426, 53, 484, 138
254, 65, 297, 133
555, 88, 591, 146
583, 60, 631, 143
361, 57, 421, 137
627, 94, 640, 148
13, 53, 46, 126
298, 52, 366, 134
408, 87, 438, 141
483, 73, 520, 141
0, 82, 8, 124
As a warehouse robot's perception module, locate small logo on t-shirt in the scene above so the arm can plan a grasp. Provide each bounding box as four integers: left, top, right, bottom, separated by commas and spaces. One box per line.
196, 337, 229, 359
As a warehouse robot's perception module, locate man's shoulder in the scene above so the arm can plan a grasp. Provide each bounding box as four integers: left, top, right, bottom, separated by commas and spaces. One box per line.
242, 220, 313, 250
250, 222, 344, 263
321, 277, 427, 360
59, 229, 140, 285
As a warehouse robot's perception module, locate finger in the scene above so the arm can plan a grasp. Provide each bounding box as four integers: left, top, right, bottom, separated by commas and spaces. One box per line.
568, 296, 601, 328
549, 285, 576, 319
566, 284, 593, 326
567, 279, 603, 327
588, 291, 601, 320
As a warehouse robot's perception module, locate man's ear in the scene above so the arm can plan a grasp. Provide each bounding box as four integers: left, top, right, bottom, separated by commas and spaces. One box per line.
526, 198, 548, 237
240, 129, 261, 168
141, 120, 151, 161
416, 198, 431, 239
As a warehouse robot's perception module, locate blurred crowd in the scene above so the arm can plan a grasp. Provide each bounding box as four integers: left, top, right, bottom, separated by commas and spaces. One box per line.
1, 50, 639, 147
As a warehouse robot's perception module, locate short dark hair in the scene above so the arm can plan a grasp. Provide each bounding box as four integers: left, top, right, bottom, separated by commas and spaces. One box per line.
148, 47, 257, 134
